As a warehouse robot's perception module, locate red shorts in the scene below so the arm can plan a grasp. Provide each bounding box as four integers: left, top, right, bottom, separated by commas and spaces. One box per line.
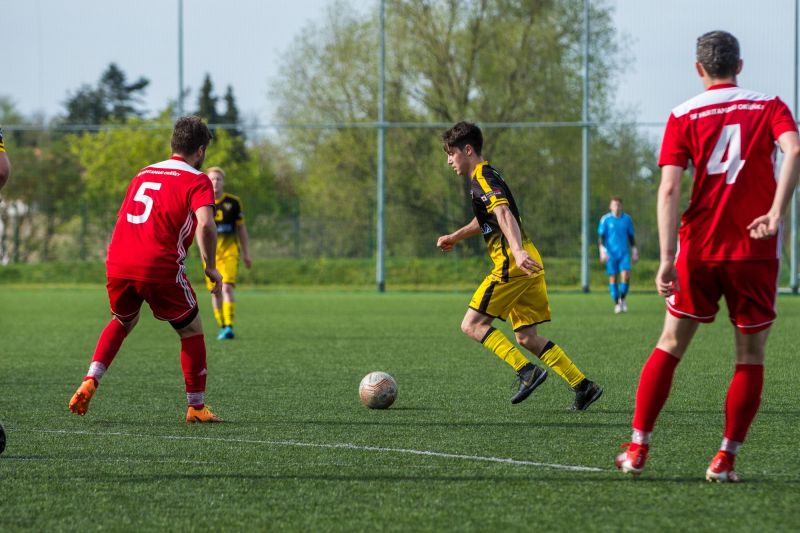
666, 257, 779, 334
107, 276, 198, 323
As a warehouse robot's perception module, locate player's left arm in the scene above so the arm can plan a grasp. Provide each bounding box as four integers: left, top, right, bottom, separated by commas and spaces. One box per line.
494, 204, 542, 276
236, 222, 252, 268
748, 130, 800, 239
628, 218, 638, 263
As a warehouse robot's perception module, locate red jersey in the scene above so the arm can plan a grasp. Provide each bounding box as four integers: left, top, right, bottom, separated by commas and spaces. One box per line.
106, 156, 215, 283
659, 83, 797, 260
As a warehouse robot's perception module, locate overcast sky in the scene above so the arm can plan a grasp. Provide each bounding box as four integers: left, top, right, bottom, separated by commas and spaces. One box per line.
3, 0, 797, 130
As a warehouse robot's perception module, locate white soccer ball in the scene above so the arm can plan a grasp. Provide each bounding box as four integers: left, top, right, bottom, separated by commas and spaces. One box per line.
359, 371, 397, 409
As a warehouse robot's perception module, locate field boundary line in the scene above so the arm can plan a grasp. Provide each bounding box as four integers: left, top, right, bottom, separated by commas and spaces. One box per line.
26, 428, 606, 472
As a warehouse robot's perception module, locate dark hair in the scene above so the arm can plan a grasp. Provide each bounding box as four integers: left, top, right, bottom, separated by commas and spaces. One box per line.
171, 116, 212, 155
442, 121, 483, 155
696, 31, 740, 79
611, 196, 622, 203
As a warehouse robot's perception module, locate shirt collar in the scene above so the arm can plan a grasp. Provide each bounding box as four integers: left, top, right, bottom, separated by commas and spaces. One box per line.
707, 83, 737, 91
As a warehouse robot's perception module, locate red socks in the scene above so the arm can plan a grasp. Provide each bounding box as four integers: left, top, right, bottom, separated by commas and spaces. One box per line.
723, 364, 764, 443
632, 347, 681, 433
180, 334, 207, 408
86, 319, 129, 384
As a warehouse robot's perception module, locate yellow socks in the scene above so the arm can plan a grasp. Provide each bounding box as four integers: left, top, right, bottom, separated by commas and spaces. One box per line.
222, 301, 236, 328
213, 307, 224, 328
481, 328, 530, 372
538, 341, 585, 388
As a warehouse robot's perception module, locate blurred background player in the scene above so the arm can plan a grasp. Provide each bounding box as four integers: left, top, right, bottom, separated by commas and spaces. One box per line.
0, 126, 11, 190
616, 31, 800, 482
437, 122, 603, 410
205, 166, 252, 340
68, 116, 224, 423
597, 196, 638, 313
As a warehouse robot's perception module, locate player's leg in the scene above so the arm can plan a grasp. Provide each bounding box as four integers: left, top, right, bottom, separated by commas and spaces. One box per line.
205, 258, 226, 337
220, 283, 236, 339
514, 324, 602, 410
70, 279, 142, 416
607, 263, 620, 312
465, 277, 546, 404
218, 254, 239, 339
706, 327, 768, 483
616, 313, 699, 475
706, 259, 776, 482
171, 310, 221, 423
146, 278, 222, 422
619, 264, 632, 312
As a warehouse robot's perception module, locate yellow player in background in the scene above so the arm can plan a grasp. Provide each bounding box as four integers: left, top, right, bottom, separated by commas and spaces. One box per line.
205, 167, 252, 340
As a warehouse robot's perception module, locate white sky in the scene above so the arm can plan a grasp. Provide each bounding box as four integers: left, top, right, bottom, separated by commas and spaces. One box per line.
3, 0, 798, 128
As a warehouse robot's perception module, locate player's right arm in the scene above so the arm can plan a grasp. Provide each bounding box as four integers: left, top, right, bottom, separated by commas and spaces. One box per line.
437, 217, 481, 251
747, 130, 800, 239
195, 205, 222, 295
656, 165, 683, 297
0, 127, 10, 191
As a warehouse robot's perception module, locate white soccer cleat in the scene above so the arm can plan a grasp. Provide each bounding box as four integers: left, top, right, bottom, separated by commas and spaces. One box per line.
620, 300, 628, 313
614, 302, 622, 314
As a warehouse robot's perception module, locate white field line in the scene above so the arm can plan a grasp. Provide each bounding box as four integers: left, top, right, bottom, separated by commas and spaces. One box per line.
26, 428, 606, 473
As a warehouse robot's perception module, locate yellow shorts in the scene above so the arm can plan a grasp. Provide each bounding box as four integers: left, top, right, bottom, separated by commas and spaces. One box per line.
205, 254, 239, 290
469, 273, 551, 331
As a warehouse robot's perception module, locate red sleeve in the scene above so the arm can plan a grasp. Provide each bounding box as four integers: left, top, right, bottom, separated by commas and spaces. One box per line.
188, 174, 215, 212
658, 113, 690, 169
771, 97, 798, 139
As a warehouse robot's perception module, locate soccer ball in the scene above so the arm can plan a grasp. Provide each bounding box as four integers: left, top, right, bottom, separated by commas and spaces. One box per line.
359, 371, 397, 409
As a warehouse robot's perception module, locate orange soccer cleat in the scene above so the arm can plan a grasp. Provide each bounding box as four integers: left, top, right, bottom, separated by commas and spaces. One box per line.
186, 405, 223, 423
69, 379, 97, 416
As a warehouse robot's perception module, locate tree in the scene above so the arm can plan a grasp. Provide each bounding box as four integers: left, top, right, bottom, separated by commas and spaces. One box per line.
63, 63, 149, 127
270, 0, 657, 259
196, 74, 220, 124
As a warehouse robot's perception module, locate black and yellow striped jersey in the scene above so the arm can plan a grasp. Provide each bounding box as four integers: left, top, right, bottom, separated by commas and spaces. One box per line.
214, 192, 245, 255
471, 161, 542, 281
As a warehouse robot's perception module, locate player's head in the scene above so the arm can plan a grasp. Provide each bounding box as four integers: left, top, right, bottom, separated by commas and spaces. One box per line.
695, 31, 742, 81
610, 196, 623, 216
171, 116, 213, 169
207, 166, 225, 197
442, 122, 483, 176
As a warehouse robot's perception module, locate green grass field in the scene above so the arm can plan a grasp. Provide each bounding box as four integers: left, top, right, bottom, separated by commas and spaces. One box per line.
1, 287, 798, 531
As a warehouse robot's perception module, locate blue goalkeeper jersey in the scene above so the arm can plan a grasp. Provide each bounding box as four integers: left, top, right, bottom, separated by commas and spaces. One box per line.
598, 212, 635, 258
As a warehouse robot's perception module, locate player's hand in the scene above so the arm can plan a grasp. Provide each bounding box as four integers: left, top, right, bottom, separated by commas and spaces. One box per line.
747, 213, 781, 240
243, 254, 252, 269
514, 249, 543, 277
437, 234, 457, 252
631, 246, 639, 264
599, 250, 608, 264
655, 259, 677, 298
205, 267, 222, 296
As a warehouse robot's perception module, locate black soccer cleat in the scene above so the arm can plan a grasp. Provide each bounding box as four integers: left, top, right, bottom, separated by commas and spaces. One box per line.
0, 422, 5, 455
511, 364, 548, 404
570, 379, 603, 411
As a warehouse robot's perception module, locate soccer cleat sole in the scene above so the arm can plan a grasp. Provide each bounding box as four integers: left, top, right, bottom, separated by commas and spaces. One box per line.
511, 370, 548, 405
